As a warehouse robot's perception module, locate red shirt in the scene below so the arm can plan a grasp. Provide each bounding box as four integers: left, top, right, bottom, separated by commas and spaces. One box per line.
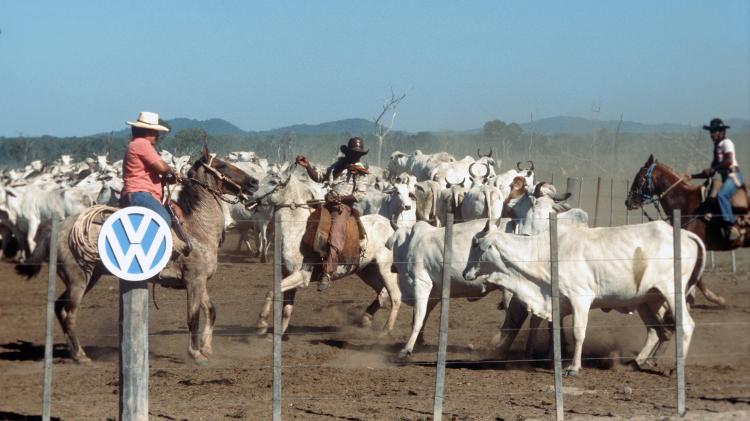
122, 137, 163, 200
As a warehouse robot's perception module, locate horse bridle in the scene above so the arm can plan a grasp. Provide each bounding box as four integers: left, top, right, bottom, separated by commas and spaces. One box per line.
629, 162, 690, 224
245, 162, 300, 210
180, 154, 251, 205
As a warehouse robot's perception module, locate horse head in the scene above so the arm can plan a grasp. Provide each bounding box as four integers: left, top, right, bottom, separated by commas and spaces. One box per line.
187, 145, 259, 202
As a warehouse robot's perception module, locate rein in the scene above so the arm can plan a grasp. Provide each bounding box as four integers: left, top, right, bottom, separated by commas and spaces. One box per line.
176, 154, 250, 206
246, 162, 299, 208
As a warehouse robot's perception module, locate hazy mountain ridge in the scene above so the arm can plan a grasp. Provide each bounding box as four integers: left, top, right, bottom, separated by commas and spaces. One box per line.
97, 115, 750, 138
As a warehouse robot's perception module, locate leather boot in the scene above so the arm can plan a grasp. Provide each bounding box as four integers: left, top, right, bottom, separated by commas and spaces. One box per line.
318, 273, 333, 292
725, 225, 740, 242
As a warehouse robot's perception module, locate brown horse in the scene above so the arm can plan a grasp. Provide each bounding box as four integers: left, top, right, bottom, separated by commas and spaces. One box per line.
626, 154, 733, 306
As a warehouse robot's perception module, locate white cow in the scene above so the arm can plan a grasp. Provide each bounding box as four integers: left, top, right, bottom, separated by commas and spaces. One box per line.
388, 150, 456, 181
356, 183, 417, 228
460, 184, 504, 222
463, 220, 704, 375
230, 202, 274, 262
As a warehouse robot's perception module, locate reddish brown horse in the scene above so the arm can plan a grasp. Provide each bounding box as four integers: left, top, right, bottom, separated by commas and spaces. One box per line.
626, 154, 730, 306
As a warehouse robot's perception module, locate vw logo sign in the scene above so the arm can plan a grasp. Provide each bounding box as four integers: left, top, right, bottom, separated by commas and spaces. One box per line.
98, 206, 173, 281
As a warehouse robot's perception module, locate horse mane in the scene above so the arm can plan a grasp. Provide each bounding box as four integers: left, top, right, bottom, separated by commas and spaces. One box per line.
653, 160, 697, 191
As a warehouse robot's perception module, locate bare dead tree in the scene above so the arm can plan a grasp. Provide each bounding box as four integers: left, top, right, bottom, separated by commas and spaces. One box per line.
374, 89, 406, 168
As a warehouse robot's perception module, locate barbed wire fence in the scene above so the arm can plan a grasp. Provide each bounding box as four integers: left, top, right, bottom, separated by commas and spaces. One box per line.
20, 175, 747, 420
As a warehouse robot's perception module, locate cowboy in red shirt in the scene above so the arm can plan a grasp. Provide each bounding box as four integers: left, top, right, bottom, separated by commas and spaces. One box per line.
120, 111, 192, 253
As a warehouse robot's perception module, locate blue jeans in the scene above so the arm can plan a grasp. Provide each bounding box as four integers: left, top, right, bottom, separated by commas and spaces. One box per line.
120, 191, 172, 226
717, 170, 744, 225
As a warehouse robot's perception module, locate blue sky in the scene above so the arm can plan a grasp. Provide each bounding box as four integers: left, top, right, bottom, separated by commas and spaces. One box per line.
1, 1, 748, 136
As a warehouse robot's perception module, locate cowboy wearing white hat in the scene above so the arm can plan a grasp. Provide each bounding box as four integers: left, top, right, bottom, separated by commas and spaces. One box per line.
686, 118, 744, 241
121, 111, 192, 253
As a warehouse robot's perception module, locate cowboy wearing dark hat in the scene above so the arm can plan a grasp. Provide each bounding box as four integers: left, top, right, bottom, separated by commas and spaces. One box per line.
296, 137, 370, 291
687, 118, 744, 240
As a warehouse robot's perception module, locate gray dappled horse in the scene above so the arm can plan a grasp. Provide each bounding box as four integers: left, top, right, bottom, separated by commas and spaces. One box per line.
252, 168, 401, 337
27, 147, 258, 363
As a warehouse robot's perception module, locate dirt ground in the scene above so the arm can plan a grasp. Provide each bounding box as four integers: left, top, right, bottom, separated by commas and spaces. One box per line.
1, 230, 749, 421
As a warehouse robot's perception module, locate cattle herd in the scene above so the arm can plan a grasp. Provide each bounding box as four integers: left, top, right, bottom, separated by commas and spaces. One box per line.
0, 147, 712, 377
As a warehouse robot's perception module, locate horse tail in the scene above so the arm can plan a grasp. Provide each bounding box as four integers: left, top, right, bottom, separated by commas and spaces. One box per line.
15, 231, 51, 279
685, 230, 706, 294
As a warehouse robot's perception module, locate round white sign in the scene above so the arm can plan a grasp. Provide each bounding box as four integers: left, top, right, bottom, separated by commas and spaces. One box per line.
97, 206, 173, 281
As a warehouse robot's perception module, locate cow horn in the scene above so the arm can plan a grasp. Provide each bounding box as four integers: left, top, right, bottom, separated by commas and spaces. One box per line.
533, 182, 546, 198
487, 148, 493, 158
516, 161, 523, 171
527, 160, 535, 171
469, 162, 478, 177
476, 148, 482, 158
553, 192, 572, 202
484, 163, 492, 179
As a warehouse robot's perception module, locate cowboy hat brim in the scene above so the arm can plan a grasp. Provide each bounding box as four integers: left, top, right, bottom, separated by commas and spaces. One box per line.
703, 124, 730, 131
340, 145, 368, 155
127, 120, 170, 132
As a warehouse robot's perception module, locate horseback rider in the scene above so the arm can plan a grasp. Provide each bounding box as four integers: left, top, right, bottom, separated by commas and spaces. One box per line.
295, 137, 370, 291
120, 111, 193, 254
686, 118, 744, 241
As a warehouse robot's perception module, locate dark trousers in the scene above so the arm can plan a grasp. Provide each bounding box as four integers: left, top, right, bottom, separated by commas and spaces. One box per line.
324, 203, 351, 274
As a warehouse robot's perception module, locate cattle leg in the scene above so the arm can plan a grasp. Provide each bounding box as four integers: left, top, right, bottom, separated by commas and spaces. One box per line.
664, 289, 695, 361
357, 261, 401, 334
487, 294, 527, 359
634, 302, 666, 369
199, 288, 216, 356
399, 273, 433, 358
186, 281, 208, 362
235, 228, 247, 252
25, 218, 41, 257
565, 299, 593, 376
697, 279, 727, 307
524, 315, 543, 358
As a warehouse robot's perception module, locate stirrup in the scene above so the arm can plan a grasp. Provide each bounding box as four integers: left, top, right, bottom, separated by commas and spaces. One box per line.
318, 274, 333, 292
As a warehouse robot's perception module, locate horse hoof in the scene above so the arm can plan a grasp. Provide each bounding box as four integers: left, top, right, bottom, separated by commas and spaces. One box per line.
200, 346, 213, 356
192, 354, 209, 365
256, 325, 268, 336
74, 355, 92, 364
359, 316, 373, 328
564, 369, 578, 377
396, 350, 412, 360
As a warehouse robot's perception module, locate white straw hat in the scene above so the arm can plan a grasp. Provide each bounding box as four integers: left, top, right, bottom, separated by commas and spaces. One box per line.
126, 111, 170, 132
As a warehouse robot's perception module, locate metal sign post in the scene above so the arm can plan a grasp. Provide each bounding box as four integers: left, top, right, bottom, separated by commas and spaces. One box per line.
98, 207, 173, 421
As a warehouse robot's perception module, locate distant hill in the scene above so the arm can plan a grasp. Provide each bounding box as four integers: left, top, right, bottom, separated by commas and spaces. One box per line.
521, 116, 750, 135
167, 118, 247, 135
257, 118, 375, 136
106, 117, 247, 137
97, 115, 749, 138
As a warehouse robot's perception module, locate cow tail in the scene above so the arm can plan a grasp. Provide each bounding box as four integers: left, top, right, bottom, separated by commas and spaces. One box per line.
485, 190, 493, 220
685, 231, 706, 294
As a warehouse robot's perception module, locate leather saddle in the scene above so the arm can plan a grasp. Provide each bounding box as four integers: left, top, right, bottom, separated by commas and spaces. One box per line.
302, 206, 364, 265
704, 177, 749, 215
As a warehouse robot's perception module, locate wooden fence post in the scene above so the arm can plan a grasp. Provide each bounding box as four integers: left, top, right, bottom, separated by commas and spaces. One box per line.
593, 176, 602, 227
625, 180, 630, 225
550, 213, 564, 421
672, 210, 685, 416
42, 220, 59, 421
119, 279, 149, 421
609, 178, 614, 226
273, 212, 282, 421
433, 213, 454, 421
